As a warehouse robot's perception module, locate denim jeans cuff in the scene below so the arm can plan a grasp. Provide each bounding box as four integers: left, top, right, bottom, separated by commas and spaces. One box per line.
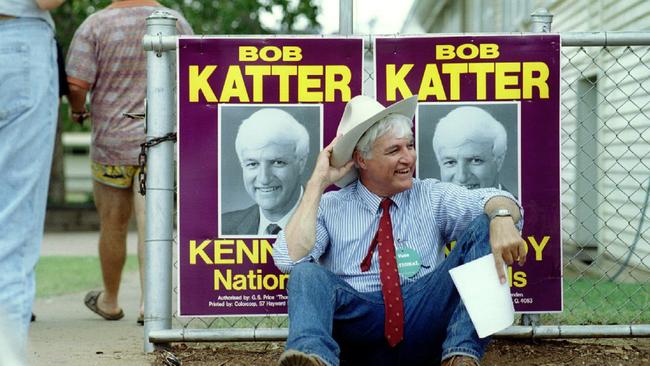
441, 347, 481, 362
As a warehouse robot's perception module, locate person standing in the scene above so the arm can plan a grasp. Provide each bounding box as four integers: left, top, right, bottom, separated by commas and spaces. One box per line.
0, 0, 64, 358
66, 0, 193, 324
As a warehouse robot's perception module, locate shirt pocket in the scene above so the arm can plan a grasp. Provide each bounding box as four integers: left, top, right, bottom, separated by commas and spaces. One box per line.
0, 42, 32, 125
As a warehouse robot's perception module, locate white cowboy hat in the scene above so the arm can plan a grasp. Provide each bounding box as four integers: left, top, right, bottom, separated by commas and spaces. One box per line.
331, 95, 418, 188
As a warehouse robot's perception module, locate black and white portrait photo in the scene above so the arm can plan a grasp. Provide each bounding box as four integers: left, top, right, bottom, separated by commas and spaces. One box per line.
218, 104, 322, 237
417, 102, 520, 197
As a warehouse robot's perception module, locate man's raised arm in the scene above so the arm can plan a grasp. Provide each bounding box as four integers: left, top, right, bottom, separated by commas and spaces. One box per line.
284, 136, 354, 261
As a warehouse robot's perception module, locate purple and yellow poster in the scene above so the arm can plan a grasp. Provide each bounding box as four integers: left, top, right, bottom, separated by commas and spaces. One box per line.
177, 37, 363, 316
375, 35, 562, 312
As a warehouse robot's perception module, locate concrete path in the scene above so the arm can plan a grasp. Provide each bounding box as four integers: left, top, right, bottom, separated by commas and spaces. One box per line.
28, 232, 153, 365
39, 231, 138, 257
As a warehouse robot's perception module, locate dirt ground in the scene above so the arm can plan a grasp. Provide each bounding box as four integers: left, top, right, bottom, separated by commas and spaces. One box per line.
154, 338, 650, 365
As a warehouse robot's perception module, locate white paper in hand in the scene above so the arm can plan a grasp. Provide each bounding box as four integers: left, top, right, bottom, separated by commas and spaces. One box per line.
448, 254, 514, 338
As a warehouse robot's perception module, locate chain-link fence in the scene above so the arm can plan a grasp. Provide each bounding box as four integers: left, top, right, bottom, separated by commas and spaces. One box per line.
142, 14, 650, 348
554, 42, 650, 326
155, 38, 649, 341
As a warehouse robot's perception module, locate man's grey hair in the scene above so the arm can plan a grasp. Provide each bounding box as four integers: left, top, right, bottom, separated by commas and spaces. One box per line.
432, 106, 507, 165
235, 108, 310, 165
355, 113, 413, 160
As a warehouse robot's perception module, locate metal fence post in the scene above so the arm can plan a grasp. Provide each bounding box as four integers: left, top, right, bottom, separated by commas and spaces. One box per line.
339, 0, 353, 35
530, 8, 553, 33
143, 10, 178, 352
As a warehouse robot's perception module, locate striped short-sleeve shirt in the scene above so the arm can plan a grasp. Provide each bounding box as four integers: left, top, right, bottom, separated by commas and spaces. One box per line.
66, 0, 193, 165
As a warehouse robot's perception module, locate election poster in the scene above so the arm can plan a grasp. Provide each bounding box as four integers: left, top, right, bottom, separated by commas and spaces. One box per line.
375, 35, 562, 312
177, 37, 364, 316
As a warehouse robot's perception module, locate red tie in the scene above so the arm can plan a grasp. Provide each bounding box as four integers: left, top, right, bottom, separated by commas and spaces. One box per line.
360, 198, 404, 347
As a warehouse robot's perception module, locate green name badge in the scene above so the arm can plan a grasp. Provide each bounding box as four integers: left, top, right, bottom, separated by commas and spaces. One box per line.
396, 247, 421, 278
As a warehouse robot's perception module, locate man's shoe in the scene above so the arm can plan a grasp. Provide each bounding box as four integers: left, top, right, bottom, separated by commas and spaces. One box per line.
278, 350, 326, 366
441, 355, 480, 366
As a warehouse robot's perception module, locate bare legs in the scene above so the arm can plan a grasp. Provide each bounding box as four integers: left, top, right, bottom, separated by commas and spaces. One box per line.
92, 180, 145, 317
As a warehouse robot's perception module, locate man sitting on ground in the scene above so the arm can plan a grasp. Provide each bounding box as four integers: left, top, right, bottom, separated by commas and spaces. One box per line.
272, 95, 526, 366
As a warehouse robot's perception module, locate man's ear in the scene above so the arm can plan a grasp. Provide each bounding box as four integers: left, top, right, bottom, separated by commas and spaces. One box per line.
495, 153, 506, 171
297, 157, 307, 173
353, 150, 367, 170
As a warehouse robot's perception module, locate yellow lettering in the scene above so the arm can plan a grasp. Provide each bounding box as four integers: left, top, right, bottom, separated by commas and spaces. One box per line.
214, 269, 231, 290
271, 65, 298, 102
480, 43, 500, 59
495, 62, 521, 99
468, 63, 494, 100
297, 65, 323, 102
417, 64, 446, 101
260, 239, 272, 264
283, 46, 303, 62
214, 239, 235, 264
260, 46, 282, 62
325, 65, 351, 102
232, 273, 247, 290
244, 65, 271, 102
189, 240, 213, 265
213, 269, 288, 290
437, 44, 500, 60
386, 64, 414, 101
220, 65, 250, 102
523, 62, 549, 99
239, 46, 258, 61
189, 65, 217, 102
442, 63, 468, 100
508, 267, 528, 288
528, 236, 550, 261
456, 44, 479, 60
436, 45, 455, 60
514, 271, 527, 287
236, 239, 258, 263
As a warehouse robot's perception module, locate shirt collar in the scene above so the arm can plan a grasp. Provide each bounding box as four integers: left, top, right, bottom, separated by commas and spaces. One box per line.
257, 186, 304, 234
354, 179, 410, 213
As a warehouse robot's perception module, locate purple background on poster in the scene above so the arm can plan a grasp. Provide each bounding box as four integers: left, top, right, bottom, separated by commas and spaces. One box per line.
178, 37, 363, 316
375, 35, 562, 312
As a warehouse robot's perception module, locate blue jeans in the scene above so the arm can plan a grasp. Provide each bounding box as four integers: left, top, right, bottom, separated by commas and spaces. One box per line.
0, 17, 58, 346
286, 215, 492, 366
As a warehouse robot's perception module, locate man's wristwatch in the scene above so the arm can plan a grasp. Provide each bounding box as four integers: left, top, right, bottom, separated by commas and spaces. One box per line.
488, 208, 512, 221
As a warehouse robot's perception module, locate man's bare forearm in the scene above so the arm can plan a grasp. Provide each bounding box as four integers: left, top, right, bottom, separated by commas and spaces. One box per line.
36, 0, 64, 10
67, 84, 88, 112
284, 178, 328, 261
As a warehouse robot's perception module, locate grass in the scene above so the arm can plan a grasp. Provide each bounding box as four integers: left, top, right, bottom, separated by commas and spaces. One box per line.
540, 277, 650, 325
35, 256, 648, 326
35, 255, 138, 298
185, 277, 650, 329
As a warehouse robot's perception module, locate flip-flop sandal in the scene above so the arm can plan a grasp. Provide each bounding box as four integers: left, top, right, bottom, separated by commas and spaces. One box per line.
137, 313, 144, 326
84, 290, 124, 321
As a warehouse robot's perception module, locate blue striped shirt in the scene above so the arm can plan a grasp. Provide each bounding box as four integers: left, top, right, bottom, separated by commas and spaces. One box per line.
272, 178, 521, 293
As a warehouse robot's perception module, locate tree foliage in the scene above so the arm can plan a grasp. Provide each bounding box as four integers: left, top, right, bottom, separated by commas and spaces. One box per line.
53, 0, 320, 53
